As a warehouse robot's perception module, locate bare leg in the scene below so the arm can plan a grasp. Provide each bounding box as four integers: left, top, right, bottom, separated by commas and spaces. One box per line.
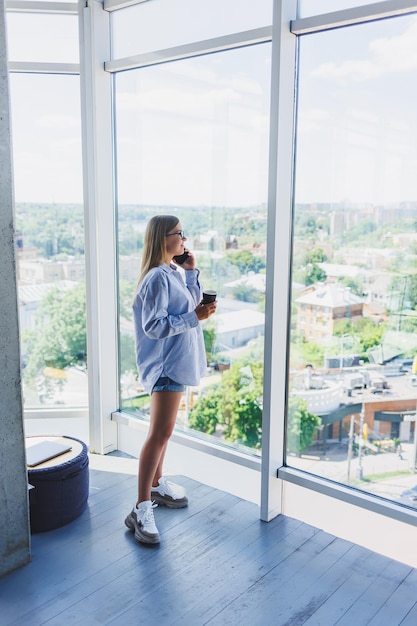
152, 441, 168, 488
136, 390, 182, 506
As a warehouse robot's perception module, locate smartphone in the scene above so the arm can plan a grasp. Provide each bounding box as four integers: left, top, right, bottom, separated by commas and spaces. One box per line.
173, 251, 190, 264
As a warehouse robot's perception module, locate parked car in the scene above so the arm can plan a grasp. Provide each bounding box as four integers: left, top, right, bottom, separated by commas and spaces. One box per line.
400, 485, 417, 502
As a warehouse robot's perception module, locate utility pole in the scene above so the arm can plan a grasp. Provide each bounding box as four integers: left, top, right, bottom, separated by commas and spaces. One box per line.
347, 414, 355, 483
404, 405, 417, 473
356, 406, 365, 481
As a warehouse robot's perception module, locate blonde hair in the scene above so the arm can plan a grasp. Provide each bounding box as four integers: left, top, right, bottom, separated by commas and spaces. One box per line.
137, 215, 179, 287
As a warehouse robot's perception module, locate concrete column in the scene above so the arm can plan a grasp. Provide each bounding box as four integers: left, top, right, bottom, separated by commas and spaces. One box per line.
0, 0, 31, 576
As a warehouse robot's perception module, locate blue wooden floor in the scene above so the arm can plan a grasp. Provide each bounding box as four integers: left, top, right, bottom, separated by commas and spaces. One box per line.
1, 453, 417, 625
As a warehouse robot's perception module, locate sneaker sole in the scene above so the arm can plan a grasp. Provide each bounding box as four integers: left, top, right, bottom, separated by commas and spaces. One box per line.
124, 514, 160, 544
135, 529, 160, 544
150, 494, 188, 509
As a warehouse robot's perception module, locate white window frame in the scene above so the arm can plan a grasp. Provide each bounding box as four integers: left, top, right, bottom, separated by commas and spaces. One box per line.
281, 0, 417, 543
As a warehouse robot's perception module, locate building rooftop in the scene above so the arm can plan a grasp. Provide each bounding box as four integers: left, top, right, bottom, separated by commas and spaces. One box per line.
297, 283, 364, 308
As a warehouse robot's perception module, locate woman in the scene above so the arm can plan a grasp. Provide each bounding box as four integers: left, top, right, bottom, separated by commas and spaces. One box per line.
125, 215, 217, 544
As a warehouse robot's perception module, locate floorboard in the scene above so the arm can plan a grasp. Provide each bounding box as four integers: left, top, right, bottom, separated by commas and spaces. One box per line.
1, 453, 416, 626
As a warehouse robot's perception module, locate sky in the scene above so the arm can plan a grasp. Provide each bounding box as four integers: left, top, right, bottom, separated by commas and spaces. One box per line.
6, 4, 417, 207
295, 13, 417, 205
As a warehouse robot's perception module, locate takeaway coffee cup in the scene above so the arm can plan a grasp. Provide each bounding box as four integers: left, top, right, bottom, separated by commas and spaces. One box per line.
202, 290, 217, 304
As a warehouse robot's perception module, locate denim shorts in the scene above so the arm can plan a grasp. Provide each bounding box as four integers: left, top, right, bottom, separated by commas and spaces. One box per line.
152, 376, 185, 393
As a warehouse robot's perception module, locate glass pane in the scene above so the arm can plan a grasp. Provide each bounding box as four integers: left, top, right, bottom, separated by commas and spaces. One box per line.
111, 0, 272, 58
115, 43, 271, 455
289, 15, 417, 508
298, 1, 393, 18
9, 0, 73, 2
6, 13, 79, 63
9, 74, 87, 409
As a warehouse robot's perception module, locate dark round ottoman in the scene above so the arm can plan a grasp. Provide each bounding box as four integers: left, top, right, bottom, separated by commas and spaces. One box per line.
26, 435, 89, 533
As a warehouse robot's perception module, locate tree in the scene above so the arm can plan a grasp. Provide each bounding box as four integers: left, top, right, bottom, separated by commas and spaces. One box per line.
337, 275, 365, 297
287, 396, 321, 456
232, 284, 262, 303
23, 283, 87, 380
305, 263, 327, 286
188, 360, 263, 449
333, 318, 386, 360
119, 279, 135, 321
190, 360, 322, 453
306, 248, 327, 264
119, 333, 137, 376
221, 362, 263, 448
203, 324, 216, 363
188, 385, 223, 435
227, 250, 265, 275
300, 247, 327, 286
290, 335, 325, 369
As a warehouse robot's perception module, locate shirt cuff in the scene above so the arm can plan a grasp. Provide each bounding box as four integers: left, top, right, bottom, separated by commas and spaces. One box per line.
183, 310, 199, 327
185, 268, 200, 285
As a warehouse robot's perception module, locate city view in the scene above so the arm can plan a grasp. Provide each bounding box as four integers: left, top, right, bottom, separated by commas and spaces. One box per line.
288, 199, 417, 508
16, 197, 417, 509
11, 9, 417, 517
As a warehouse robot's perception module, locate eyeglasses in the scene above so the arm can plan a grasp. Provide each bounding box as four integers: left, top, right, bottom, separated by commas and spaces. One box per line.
166, 230, 185, 239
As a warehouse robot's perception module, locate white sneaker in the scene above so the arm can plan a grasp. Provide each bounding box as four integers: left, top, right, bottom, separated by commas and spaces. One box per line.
124, 501, 160, 544
151, 477, 189, 509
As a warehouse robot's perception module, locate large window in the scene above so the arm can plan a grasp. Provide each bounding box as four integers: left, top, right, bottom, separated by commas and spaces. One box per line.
298, 0, 392, 18
6, 12, 78, 63
111, 0, 272, 57
288, 13, 417, 508
115, 42, 271, 455
7, 10, 87, 411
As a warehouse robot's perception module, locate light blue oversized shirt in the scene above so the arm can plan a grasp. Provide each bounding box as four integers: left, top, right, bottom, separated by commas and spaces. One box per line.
133, 263, 207, 394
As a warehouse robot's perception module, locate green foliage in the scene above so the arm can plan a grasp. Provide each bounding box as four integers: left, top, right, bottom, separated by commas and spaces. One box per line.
399, 313, 417, 334
225, 214, 268, 242
305, 263, 327, 286
403, 274, 417, 310
292, 247, 328, 286
23, 283, 87, 379
295, 215, 317, 236
203, 324, 216, 362
340, 219, 377, 244
287, 396, 321, 456
188, 385, 224, 435
118, 232, 144, 256
227, 250, 265, 275
294, 213, 329, 237
355, 319, 385, 354
232, 284, 263, 303
16, 203, 84, 257
337, 276, 365, 297
119, 333, 137, 375
306, 248, 327, 264
221, 362, 263, 448
333, 318, 386, 360
119, 279, 136, 321
290, 335, 325, 369
190, 355, 321, 454
189, 360, 263, 448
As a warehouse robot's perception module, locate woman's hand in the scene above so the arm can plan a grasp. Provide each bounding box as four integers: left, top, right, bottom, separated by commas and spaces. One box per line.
195, 300, 217, 321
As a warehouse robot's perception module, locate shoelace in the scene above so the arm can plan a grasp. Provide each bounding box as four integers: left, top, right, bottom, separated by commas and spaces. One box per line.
143, 501, 158, 524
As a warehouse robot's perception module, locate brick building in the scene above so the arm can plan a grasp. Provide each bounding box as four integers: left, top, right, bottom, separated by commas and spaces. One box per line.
296, 282, 364, 342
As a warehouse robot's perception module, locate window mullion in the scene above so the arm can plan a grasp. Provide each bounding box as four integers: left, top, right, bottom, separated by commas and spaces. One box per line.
79, 0, 118, 454
260, 0, 297, 522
